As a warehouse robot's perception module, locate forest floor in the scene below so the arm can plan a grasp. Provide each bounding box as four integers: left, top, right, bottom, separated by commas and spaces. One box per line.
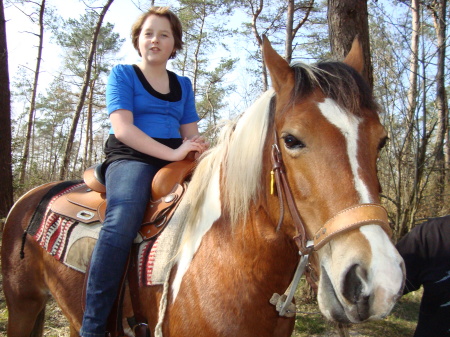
292, 286, 420, 336
0, 220, 419, 337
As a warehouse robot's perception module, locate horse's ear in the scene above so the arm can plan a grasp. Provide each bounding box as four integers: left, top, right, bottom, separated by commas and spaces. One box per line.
343, 36, 364, 74
262, 35, 294, 92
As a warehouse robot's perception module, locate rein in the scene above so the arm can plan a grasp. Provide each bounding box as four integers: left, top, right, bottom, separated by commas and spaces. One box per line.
269, 130, 392, 317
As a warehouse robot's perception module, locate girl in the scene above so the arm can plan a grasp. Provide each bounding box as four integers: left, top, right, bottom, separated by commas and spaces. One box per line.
80, 7, 207, 337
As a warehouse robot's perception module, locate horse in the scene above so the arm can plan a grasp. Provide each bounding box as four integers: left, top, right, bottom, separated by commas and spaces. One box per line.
2, 37, 405, 337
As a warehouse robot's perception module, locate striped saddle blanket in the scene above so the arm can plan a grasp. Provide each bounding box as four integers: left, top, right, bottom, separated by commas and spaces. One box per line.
29, 181, 189, 287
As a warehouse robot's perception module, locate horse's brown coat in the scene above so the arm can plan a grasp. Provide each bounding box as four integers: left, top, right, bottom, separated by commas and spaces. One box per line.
1, 38, 404, 337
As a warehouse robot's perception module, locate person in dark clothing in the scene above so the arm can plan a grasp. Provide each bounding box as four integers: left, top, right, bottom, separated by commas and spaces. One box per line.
396, 215, 450, 337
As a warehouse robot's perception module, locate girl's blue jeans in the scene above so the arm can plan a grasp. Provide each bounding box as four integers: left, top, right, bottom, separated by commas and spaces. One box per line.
80, 160, 159, 337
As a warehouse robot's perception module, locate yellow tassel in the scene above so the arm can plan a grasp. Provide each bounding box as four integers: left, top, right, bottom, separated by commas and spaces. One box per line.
270, 170, 275, 195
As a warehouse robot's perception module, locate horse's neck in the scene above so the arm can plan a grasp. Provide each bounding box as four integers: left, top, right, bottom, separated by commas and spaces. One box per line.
213, 210, 299, 286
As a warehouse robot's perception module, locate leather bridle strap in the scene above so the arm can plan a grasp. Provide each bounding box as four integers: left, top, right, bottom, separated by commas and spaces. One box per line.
313, 203, 392, 250
271, 133, 310, 254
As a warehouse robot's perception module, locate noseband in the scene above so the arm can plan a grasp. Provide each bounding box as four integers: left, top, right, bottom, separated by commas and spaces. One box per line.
269, 130, 392, 317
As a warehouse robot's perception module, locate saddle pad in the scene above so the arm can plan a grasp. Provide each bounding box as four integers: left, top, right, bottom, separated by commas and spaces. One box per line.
33, 182, 86, 260
32, 189, 190, 286
137, 195, 189, 286
28, 180, 83, 236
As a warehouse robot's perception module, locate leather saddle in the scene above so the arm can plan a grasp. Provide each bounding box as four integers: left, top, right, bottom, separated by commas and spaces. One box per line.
51, 155, 197, 240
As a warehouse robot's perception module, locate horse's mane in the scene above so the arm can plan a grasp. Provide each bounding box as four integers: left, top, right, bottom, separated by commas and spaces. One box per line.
183, 89, 275, 229
183, 61, 378, 232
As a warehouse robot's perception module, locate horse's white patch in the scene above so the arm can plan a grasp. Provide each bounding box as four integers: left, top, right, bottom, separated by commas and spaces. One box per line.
171, 168, 222, 300
170, 89, 273, 302
317, 98, 371, 203
318, 98, 404, 308
360, 224, 404, 291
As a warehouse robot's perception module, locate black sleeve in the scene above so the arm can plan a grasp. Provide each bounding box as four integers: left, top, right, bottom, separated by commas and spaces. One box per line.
396, 224, 426, 293
395, 216, 450, 294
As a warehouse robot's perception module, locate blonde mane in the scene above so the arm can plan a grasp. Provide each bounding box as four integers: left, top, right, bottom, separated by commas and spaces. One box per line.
184, 89, 275, 230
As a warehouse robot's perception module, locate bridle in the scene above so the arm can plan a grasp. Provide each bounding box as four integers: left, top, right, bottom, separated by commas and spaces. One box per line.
269, 129, 392, 317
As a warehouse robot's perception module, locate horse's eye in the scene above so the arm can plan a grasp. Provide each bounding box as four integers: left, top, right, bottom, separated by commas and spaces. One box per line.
378, 136, 389, 151
283, 134, 305, 149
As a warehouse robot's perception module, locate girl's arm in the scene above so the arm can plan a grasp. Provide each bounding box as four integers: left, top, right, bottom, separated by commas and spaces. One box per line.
110, 109, 204, 162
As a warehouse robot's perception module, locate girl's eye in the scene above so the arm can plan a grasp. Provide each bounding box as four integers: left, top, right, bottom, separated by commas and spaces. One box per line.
283, 134, 305, 149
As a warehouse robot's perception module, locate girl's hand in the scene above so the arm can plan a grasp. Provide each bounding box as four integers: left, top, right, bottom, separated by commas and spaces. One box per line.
172, 138, 205, 161
184, 135, 209, 154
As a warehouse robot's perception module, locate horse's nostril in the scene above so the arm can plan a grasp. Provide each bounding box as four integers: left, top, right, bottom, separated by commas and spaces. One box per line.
342, 264, 367, 303
342, 264, 371, 320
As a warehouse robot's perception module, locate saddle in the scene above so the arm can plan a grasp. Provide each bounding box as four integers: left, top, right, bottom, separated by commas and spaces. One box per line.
51, 155, 197, 240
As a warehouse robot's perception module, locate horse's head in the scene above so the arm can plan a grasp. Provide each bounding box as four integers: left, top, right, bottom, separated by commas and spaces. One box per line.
262, 37, 405, 323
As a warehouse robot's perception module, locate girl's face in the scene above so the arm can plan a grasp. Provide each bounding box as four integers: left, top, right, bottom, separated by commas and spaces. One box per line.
138, 14, 175, 66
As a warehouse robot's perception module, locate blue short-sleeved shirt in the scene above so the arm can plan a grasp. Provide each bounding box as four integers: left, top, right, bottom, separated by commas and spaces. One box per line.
106, 64, 199, 139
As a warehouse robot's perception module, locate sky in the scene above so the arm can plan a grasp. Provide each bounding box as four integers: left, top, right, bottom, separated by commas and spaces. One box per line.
4, 0, 172, 92
4, 0, 251, 119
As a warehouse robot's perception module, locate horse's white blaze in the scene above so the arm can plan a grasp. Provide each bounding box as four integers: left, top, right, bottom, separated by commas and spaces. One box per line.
171, 168, 222, 300
318, 98, 403, 318
317, 98, 370, 203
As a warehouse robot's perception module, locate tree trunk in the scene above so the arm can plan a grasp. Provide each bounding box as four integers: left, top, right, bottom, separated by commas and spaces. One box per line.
431, 0, 448, 210
285, 0, 314, 64
285, 0, 294, 64
327, 0, 373, 88
250, 0, 268, 92
59, 0, 114, 180
0, 0, 13, 218
192, 4, 206, 95
84, 77, 96, 171
396, 0, 420, 237
18, 0, 45, 185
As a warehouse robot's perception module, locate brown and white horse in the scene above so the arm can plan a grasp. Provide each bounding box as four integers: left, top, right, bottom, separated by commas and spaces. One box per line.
2, 37, 405, 337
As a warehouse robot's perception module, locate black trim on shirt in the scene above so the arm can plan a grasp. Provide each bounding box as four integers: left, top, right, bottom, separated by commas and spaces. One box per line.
132, 64, 182, 102
103, 134, 183, 174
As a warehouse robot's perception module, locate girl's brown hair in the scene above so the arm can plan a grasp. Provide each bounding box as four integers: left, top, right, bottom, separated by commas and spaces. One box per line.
131, 7, 183, 59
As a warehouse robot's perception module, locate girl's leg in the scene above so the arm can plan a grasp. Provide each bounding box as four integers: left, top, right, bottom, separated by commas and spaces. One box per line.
80, 160, 158, 337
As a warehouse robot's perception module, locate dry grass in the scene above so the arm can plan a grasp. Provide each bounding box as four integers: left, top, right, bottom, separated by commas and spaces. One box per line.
292, 283, 420, 336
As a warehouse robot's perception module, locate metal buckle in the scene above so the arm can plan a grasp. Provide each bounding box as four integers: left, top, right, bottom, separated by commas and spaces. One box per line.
76, 210, 95, 221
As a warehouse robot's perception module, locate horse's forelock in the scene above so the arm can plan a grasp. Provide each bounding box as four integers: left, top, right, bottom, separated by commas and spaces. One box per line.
291, 62, 379, 116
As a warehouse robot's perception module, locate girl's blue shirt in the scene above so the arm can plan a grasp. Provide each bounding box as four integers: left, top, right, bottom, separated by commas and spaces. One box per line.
106, 64, 199, 139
